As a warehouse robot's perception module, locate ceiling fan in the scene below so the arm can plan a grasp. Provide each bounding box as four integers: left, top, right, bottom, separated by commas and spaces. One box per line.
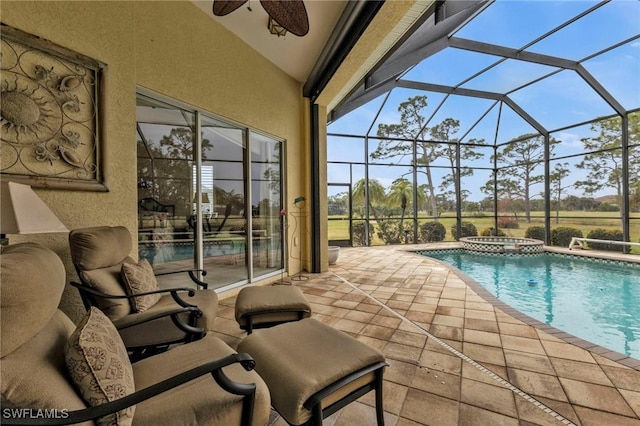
212, 0, 309, 36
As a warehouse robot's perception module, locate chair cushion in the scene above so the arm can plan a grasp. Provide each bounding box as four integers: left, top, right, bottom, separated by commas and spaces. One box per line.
234, 285, 311, 327
238, 318, 386, 425
0, 243, 66, 357
114, 290, 218, 348
81, 260, 135, 320
1, 311, 90, 425
121, 259, 161, 313
70, 226, 133, 271
65, 307, 135, 426
132, 335, 270, 426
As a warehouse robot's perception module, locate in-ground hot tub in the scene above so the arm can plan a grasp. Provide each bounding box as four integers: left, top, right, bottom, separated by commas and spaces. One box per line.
459, 236, 544, 254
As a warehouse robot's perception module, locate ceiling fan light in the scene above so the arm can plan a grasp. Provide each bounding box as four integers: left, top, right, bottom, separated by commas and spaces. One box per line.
268, 17, 287, 37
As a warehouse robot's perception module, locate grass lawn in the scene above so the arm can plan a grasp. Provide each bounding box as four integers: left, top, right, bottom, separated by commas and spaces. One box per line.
329, 211, 640, 253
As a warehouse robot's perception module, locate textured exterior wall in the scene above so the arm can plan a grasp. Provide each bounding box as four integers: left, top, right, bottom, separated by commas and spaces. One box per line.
1, 1, 307, 322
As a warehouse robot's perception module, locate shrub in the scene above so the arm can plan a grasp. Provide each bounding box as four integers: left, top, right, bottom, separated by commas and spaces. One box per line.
451, 222, 478, 240
586, 228, 624, 252
497, 216, 519, 229
419, 221, 446, 242
550, 227, 583, 247
352, 222, 374, 246
596, 202, 619, 212
524, 226, 545, 241
376, 220, 414, 245
480, 227, 506, 237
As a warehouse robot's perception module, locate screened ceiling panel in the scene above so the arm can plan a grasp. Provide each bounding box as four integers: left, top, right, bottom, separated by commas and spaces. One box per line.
423, 94, 497, 142
508, 70, 616, 131
327, 93, 386, 135
402, 48, 500, 88
453, 0, 600, 50
368, 88, 447, 138
458, 105, 501, 146
460, 59, 560, 94
582, 41, 640, 111
329, 0, 638, 150
526, 1, 640, 60
495, 104, 541, 144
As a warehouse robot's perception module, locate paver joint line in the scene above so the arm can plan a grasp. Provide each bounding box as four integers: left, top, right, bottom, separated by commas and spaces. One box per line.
331, 270, 578, 426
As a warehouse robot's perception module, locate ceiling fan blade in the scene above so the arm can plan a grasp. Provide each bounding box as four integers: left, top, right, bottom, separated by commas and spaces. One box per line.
260, 0, 309, 36
213, 0, 248, 16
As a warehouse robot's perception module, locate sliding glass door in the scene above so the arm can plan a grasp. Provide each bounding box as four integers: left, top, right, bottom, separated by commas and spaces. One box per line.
136, 91, 284, 291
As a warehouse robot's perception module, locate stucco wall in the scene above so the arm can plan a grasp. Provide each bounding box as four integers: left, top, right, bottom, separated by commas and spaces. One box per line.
1, 1, 308, 322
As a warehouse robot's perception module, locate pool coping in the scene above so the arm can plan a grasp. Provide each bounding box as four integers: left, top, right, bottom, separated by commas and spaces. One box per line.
412, 246, 640, 371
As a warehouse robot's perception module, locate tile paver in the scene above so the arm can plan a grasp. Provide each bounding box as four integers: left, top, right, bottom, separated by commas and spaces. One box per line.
213, 245, 640, 425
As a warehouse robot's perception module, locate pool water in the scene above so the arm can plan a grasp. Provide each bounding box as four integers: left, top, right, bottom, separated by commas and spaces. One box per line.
420, 250, 640, 359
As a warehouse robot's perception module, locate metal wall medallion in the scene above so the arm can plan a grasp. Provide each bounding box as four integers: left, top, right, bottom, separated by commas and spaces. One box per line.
1, 24, 107, 191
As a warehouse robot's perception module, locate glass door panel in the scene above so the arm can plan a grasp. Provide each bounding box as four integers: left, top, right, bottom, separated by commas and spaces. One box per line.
250, 131, 284, 278
136, 95, 195, 271
201, 116, 248, 288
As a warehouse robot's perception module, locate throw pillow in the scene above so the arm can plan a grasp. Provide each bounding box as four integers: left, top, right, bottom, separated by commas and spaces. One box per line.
121, 259, 161, 313
65, 307, 135, 426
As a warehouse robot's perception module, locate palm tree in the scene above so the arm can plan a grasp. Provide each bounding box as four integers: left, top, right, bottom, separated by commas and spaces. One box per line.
352, 178, 386, 244
213, 187, 244, 232
352, 178, 386, 219
387, 178, 412, 230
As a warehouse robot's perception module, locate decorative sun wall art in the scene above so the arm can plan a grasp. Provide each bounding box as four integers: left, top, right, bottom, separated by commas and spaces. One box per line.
0, 24, 107, 191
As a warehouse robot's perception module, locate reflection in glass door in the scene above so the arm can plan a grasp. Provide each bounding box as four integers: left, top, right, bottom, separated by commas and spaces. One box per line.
137, 95, 196, 269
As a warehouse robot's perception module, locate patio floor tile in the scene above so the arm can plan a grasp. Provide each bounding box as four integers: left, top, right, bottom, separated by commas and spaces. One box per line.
559, 377, 636, 416
460, 378, 518, 417
457, 403, 519, 426
218, 245, 640, 425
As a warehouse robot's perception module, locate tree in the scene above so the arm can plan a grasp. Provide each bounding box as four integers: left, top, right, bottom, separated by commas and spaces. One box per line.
429, 118, 485, 205
374, 96, 439, 218
352, 178, 388, 244
575, 114, 640, 223
387, 177, 413, 234
548, 162, 570, 223
138, 127, 214, 217
328, 192, 348, 216
212, 187, 244, 232
374, 97, 485, 220
490, 134, 559, 223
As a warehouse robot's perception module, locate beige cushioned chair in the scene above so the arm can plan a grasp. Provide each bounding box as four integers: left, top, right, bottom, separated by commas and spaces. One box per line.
1, 242, 270, 426
69, 226, 218, 359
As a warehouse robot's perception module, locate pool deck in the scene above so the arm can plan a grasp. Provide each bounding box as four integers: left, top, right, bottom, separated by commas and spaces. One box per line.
212, 244, 640, 426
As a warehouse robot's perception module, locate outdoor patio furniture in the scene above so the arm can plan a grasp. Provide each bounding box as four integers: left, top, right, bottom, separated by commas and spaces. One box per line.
0, 242, 270, 426
238, 318, 387, 426
234, 285, 312, 334
69, 225, 218, 360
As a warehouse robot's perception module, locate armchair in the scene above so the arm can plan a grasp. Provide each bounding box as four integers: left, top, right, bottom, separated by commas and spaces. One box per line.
68, 226, 218, 360
0, 242, 270, 426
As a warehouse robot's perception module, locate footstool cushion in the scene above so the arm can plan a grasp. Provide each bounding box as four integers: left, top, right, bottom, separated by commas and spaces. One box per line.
238, 318, 386, 425
235, 286, 311, 333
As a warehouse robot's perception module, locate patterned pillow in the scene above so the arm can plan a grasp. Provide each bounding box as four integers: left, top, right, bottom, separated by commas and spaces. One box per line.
65, 307, 135, 426
121, 259, 161, 313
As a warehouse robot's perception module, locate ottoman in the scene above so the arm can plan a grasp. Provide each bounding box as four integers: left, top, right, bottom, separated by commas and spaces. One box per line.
235, 285, 312, 333
238, 318, 387, 426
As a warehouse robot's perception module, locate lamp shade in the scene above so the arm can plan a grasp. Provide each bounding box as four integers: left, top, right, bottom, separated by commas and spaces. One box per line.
1, 181, 68, 235
193, 193, 210, 204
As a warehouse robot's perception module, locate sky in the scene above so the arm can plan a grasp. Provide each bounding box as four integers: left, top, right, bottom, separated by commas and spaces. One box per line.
326, 0, 640, 203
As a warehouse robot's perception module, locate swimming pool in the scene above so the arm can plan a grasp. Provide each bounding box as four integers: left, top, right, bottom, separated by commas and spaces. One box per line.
418, 250, 640, 360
